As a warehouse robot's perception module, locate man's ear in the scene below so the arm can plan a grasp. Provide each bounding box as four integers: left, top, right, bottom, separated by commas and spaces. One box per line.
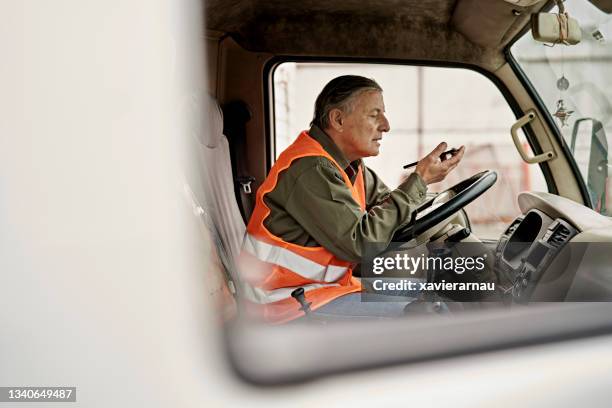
328, 109, 344, 132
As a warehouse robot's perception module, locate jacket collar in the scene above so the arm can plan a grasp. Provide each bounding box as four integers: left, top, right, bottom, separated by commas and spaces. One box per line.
308, 125, 362, 173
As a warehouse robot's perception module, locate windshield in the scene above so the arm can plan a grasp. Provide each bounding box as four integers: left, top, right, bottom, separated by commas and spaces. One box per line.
511, 0, 612, 215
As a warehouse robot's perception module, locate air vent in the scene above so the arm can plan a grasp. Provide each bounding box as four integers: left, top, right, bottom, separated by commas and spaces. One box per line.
505, 219, 522, 236
548, 224, 572, 249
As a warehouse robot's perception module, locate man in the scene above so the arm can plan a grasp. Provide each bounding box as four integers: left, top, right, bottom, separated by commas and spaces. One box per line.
240, 75, 464, 323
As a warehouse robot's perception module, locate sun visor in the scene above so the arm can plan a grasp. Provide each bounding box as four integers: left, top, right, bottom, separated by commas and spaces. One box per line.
589, 0, 612, 13
452, 0, 547, 48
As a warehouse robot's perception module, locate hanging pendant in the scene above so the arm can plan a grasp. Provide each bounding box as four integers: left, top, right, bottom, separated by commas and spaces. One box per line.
557, 75, 570, 91
553, 99, 574, 127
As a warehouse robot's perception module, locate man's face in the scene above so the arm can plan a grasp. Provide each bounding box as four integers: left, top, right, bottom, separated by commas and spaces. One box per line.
339, 90, 390, 161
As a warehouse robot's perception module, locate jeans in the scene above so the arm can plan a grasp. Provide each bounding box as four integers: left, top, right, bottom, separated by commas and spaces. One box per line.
306, 292, 418, 320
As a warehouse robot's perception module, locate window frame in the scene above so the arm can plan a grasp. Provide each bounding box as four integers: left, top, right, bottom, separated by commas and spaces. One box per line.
502, 0, 593, 210
263, 56, 559, 196
227, 303, 612, 386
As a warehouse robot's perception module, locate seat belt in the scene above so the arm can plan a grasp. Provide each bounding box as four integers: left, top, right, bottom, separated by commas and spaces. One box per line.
222, 100, 255, 223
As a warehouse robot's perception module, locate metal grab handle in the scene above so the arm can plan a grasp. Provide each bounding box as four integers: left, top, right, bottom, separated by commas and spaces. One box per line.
511, 110, 556, 164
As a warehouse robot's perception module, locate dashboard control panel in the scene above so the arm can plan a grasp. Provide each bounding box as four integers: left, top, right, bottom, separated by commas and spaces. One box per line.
494, 209, 578, 302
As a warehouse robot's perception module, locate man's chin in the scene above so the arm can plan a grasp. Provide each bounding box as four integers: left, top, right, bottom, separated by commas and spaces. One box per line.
360, 147, 380, 159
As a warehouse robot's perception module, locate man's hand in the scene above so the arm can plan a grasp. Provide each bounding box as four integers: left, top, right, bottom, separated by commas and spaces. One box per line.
415, 142, 465, 185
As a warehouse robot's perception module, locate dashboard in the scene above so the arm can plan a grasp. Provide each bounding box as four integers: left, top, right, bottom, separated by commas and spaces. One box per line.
492, 191, 612, 303
495, 209, 577, 302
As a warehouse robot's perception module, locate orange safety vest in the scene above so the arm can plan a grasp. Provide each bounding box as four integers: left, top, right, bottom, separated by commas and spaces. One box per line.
238, 131, 365, 323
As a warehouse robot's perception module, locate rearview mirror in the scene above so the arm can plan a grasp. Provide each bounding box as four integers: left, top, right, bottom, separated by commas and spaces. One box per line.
570, 118, 609, 212
531, 12, 582, 45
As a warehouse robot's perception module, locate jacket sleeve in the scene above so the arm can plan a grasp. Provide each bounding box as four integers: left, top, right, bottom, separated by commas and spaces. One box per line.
284, 160, 428, 263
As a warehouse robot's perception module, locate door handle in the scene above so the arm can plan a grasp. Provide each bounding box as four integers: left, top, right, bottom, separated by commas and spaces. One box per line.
511, 110, 556, 164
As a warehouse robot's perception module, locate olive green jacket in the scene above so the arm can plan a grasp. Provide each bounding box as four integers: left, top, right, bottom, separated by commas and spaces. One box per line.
262, 125, 427, 263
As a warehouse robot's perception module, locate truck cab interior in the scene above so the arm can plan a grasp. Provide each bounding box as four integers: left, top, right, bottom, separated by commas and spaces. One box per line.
191, 0, 612, 382
7, 0, 612, 400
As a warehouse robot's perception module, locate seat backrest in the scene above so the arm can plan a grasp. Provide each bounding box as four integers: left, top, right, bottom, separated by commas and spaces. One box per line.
183, 94, 247, 304
202, 98, 246, 262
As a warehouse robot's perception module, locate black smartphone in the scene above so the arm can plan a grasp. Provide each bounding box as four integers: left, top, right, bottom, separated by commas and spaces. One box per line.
402, 148, 459, 169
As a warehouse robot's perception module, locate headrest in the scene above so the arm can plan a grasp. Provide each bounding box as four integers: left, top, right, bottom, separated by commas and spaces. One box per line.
183, 92, 224, 148
205, 94, 224, 148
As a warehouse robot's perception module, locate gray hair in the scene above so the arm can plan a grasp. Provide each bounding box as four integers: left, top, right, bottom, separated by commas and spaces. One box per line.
311, 75, 383, 130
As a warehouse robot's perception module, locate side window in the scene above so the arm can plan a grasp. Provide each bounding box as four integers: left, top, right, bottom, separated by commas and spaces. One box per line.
272, 63, 547, 238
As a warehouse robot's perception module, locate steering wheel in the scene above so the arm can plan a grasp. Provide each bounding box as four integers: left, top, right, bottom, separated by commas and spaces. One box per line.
392, 170, 498, 243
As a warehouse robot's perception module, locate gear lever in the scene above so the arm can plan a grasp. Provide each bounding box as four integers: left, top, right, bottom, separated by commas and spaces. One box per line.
291, 287, 312, 315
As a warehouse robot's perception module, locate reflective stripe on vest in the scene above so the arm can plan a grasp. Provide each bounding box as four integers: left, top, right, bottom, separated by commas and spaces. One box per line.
238, 131, 366, 323
242, 233, 349, 283
241, 281, 341, 304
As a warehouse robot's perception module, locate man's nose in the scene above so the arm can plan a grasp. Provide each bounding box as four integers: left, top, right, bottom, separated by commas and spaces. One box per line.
379, 114, 390, 132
